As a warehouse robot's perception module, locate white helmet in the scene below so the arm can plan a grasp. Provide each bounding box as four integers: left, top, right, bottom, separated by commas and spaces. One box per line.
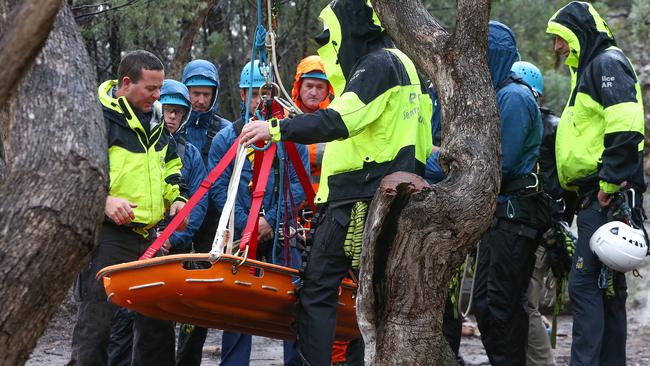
590, 221, 648, 273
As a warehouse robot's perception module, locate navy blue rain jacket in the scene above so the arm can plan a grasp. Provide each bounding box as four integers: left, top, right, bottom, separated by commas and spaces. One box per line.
181, 61, 230, 162
488, 21, 542, 183
169, 139, 208, 252
208, 123, 311, 239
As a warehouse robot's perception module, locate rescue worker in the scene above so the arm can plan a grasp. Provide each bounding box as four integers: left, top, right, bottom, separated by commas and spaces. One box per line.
511, 60, 555, 366
106, 80, 208, 366
180, 59, 231, 251
291, 55, 333, 193
177, 59, 231, 363
290, 55, 353, 366
471, 22, 544, 366
70, 50, 188, 366
208, 60, 310, 366
239, 1, 433, 364
547, 2, 646, 365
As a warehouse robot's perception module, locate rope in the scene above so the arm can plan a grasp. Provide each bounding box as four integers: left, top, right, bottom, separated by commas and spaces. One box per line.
209, 142, 248, 261
459, 241, 480, 318
265, 0, 301, 113
211, 0, 303, 261
272, 144, 284, 265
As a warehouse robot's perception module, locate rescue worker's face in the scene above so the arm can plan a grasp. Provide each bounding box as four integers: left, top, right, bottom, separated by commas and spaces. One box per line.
554, 36, 570, 58
299, 78, 329, 113
163, 105, 188, 134
121, 69, 164, 113
240, 88, 272, 116
189, 86, 215, 113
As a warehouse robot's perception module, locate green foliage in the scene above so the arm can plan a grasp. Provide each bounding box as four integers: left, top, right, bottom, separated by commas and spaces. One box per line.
72, 0, 647, 121
540, 69, 572, 113
205, 31, 227, 63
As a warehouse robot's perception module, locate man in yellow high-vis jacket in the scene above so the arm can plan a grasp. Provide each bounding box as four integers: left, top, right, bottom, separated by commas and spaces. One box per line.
547, 2, 646, 365
70, 50, 188, 366
240, 1, 432, 364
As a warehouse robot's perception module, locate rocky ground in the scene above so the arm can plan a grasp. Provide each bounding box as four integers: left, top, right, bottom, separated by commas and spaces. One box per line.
27, 288, 650, 365
28, 209, 650, 365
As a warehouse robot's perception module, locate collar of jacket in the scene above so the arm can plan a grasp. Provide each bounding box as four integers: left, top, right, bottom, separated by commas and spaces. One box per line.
98, 79, 163, 134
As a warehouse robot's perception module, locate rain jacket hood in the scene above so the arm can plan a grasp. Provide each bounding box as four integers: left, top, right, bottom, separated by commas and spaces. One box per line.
488, 20, 519, 89
546, 1, 615, 73
316, 0, 393, 96
182, 60, 220, 125
291, 55, 334, 111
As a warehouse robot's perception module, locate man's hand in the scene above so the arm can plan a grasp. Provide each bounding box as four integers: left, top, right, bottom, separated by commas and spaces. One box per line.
258, 217, 273, 242
105, 196, 137, 225
240, 120, 271, 146
598, 181, 628, 208
170, 201, 188, 231
597, 190, 613, 208
161, 240, 171, 256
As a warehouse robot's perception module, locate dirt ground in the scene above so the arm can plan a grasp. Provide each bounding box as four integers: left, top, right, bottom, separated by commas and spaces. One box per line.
27, 288, 650, 366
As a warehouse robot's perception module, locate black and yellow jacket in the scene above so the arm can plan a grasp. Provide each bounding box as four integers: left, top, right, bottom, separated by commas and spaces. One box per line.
270, 0, 432, 204
547, 1, 645, 194
99, 80, 188, 235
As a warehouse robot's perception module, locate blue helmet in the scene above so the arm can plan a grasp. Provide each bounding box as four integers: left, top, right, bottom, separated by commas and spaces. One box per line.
160, 80, 191, 109
511, 61, 543, 96
239, 60, 267, 89
182, 60, 219, 88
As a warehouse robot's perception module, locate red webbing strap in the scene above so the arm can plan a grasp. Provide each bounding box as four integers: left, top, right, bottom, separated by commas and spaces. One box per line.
139, 138, 240, 260
239, 143, 277, 258
285, 142, 316, 212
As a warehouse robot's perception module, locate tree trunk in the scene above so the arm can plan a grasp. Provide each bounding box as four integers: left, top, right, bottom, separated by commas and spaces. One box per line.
0, 3, 108, 365
167, 0, 216, 80
360, 1, 500, 365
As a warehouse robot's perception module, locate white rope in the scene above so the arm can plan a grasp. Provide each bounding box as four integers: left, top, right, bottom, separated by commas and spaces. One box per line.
209, 142, 248, 262
265, 0, 302, 114
459, 241, 480, 318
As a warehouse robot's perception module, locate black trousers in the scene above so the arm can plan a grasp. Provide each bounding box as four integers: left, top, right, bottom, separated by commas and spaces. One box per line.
473, 222, 539, 366
296, 205, 363, 366
70, 223, 175, 366
569, 202, 627, 366
442, 295, 464, 365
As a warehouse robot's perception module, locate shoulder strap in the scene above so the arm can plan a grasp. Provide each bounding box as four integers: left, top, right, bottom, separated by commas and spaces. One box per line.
176, 136, 187, 160
201, 115, 225, 158
233, 118, 246, 137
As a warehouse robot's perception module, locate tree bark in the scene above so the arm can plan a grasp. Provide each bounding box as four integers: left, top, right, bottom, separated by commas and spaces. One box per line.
0, 0, 62, 107
0, 3, 108, 365
167, 0, 217, 80
361, 1, 499, 365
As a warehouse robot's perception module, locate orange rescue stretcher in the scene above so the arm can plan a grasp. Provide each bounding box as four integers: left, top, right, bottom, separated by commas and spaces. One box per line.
98, 253, 360, 341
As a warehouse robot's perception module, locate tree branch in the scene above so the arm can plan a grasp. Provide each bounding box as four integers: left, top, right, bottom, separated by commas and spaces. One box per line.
371, 0, 449, 73
0, 0, 63, 109
73, 0, 141, 20
167, 0, 219, 80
